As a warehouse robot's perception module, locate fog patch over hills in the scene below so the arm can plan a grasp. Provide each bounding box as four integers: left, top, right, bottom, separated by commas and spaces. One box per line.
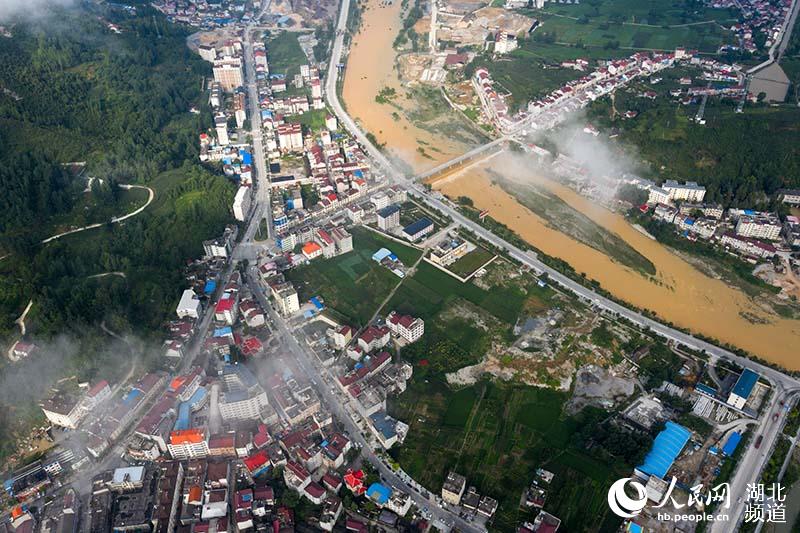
0, 0, 76, 22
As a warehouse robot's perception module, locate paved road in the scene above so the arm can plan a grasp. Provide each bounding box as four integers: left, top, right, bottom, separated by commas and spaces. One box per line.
244, 266, 482, 532
323, 0, 800, 527
241, 0, 273, 249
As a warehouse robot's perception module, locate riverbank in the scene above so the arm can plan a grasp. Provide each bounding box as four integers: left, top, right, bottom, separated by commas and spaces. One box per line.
341, 0, 477, 172
432, 153, 800, 369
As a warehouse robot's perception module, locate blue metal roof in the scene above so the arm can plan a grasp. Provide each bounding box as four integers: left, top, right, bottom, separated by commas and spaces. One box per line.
403, 217, 433, 236
377, 204, 400, 218
695, 383, 717, 397
188, 387, 207, 408
310, 297, 324, 310
174, 402, 191, 431
722, 431, 742, 456
366, 483, 391, 504
214, 326, 232, 337
732, 369, 759, 400
370, 412, 398, 440
637, 421, 691, 479
204, 280, 217, 294
123, 389, 143, 406
372, 248, 392, 262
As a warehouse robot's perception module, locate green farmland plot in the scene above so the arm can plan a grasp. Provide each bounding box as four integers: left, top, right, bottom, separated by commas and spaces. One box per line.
389, 380, 627, 532
285, 227, 421, 325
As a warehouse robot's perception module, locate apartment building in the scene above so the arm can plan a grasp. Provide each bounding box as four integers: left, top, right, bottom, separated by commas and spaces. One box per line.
167, 429, 209, 460
212, 56, 244, 92
386, 311, 425, 343
663, 180, 707, 203
735, 214, 782, 241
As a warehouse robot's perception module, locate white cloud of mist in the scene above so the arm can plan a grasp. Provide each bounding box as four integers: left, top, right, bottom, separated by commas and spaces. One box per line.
0, 0, 76, 22
511, 114, 643, 200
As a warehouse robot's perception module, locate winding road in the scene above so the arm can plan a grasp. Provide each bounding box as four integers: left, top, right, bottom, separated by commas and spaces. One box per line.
41, 184, 155, 244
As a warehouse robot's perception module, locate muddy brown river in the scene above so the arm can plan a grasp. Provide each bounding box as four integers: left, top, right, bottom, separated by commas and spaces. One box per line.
342, 0, 470, 171
342, 3, 800, 368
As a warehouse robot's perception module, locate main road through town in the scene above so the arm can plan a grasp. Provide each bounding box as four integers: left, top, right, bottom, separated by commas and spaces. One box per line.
323, 0, 800, 527
244, 267, 481, 533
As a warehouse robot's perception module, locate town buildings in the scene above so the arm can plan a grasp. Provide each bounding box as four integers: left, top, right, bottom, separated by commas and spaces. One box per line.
176, 289, 202, 319
735, 213, 783, 241
233, 185, 252, 222
442, 471, 467, 505
386, 311, 425, 343
212, 56, 244, 92
377, 204, 401, 231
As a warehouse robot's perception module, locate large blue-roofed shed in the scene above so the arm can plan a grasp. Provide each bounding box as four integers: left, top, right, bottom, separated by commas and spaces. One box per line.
402, 217, 434, 242
728, 369, 759, 408
637, 421, 692, 479
372, 248, 393, 262
722, 431, 742, 456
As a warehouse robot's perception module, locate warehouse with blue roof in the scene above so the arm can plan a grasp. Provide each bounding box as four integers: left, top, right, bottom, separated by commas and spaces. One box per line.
727, 369, 760, 409
636, 421, 692, 479
372, 248, 393, 262
722, 431, 742, 456
402, 217, 434, 242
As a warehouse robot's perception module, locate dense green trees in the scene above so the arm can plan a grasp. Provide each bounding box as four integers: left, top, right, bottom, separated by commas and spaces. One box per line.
590, 95, 800, 208
0, 5, 234, 353
0, 154, 74, 233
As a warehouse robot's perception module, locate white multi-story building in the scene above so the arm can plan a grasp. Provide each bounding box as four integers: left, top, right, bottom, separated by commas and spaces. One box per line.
779, 189, 800, 205
270, 282, 300, 316
372, 192, 390, 210
176, 289, 202, 319
40, 392, 86, 429
721, 233, 777, 258
219, 390, 269, 421
214, 115, 229, 146
219, 365, 271, 422
198, 45, 217, 62
214, 293, 238, 325
429, 236, 470, 266
325, 115, 338, 131
735, 214, 782, 241
277, 123, 303, 152
663, 180, 706, 203
442, 472, 467, 505
377, 204, 400, 230
167, 429, 209, 460
233, 186, 252, 222
332, 227, 353, 255
203, 226, 237, 258
386, 311, 425, 343
647, 186, 671, 205
233, 92, 247, 129
212, 56, 244, 92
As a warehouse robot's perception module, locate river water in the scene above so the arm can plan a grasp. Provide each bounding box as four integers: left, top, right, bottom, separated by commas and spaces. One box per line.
342, 0, 469, 171
342, 1, 800, 368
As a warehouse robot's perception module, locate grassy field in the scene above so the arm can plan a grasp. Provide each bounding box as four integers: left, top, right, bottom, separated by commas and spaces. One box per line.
266, 31, 307, 80
389, 379, 627, 532
522, 0, 737, 50
287, 108, 330, 131
285, 228, 421, 325
448, 247, 495, 278
388, 261, 526, 325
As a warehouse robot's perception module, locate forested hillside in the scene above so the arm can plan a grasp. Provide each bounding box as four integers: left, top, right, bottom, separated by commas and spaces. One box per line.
0, 1, 235, 458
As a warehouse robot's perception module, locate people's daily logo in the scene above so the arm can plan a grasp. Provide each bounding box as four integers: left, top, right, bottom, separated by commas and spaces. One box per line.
607, 478, 648, 518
